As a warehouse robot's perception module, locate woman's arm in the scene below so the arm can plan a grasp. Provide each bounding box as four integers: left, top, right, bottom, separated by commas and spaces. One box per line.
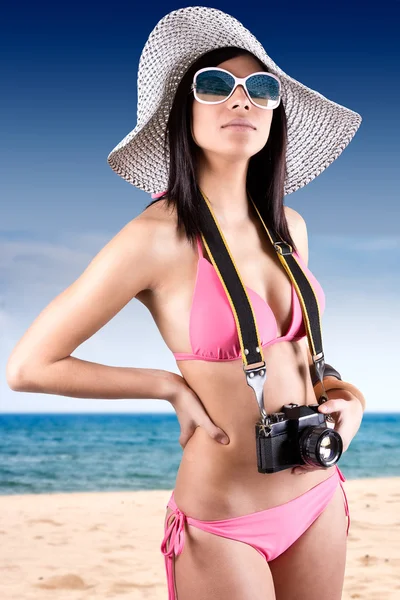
8, 354, 184, 403
313, 376, 366, 412
6, 213, 183, 403
307, 358, 367, 412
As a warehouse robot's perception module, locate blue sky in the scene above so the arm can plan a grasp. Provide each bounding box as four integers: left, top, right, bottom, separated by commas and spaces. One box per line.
1, 1, 399, 413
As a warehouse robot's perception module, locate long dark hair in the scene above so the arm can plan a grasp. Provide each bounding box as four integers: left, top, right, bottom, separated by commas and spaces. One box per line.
143, 46, 297, 253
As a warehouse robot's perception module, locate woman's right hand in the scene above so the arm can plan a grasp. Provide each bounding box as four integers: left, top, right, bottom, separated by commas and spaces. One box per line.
169, 380, 230, 449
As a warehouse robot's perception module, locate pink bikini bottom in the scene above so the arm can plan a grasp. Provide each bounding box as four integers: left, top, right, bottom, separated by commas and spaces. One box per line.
161, 465, 350, 600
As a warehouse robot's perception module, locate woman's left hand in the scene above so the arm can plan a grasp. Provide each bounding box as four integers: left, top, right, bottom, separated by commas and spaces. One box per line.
292, 388, 364, 475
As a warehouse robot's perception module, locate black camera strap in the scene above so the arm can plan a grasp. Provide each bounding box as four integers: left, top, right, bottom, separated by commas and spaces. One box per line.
197, 188, 330, 427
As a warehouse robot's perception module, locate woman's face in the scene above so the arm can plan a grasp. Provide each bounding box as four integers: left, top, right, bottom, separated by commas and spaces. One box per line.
191, 54, 274, 162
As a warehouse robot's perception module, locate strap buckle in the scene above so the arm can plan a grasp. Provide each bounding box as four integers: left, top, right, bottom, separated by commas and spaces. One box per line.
243, 362, 267, 415
273, 241, 293, 256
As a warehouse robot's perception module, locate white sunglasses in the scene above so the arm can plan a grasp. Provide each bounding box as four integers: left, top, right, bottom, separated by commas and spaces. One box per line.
191, 67, 281, 110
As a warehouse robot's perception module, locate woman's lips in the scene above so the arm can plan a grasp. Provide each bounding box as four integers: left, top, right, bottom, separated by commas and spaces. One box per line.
223, 124, 255, 131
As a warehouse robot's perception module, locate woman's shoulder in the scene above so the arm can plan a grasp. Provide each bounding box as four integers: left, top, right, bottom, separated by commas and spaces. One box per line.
284, 205, 304, 228
131, 197, 189, 280
136, 197, 179, 246
283, 205, 308, 264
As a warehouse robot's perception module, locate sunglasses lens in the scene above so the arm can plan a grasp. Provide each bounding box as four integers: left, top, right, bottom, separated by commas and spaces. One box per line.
247, 74, 280, 108
195, 69, 235, 103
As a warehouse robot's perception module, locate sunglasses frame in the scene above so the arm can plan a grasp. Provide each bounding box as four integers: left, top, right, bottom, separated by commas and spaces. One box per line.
190, 67, 281, 110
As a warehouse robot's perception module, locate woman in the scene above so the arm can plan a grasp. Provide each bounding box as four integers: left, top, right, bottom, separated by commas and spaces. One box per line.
7, 7, 366, 600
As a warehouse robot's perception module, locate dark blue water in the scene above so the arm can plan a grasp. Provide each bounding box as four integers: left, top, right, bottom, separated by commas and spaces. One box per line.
0, 413, 399, 495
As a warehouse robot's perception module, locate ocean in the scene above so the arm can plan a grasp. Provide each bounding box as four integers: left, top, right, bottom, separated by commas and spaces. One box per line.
0, 412, 399, 495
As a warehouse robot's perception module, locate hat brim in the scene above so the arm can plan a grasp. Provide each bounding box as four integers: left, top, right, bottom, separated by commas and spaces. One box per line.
107, 6, 362, 196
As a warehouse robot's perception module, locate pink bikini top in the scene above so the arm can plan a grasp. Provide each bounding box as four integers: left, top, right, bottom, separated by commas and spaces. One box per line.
172, 235, 326, 362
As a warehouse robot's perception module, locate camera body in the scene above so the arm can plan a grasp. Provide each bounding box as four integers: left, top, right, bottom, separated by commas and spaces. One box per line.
255, 402, 343, 474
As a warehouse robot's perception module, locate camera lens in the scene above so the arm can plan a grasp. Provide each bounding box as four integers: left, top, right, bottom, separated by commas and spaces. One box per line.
298, 426, 343, 467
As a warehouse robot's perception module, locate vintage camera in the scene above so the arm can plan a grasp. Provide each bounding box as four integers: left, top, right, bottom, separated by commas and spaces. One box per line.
255, 402, 343, 474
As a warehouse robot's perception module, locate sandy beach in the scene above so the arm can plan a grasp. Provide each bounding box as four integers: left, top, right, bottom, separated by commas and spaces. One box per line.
1, 477, 399, 600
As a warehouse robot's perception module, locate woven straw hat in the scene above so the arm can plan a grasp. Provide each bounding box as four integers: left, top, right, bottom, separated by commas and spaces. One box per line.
107, 6, 362, 197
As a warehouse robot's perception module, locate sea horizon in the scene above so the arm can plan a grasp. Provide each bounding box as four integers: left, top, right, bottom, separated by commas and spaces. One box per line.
1, 412, 399, 496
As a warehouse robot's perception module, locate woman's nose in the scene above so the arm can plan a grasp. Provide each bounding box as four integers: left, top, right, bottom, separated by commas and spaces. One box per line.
229, 84, 250, 106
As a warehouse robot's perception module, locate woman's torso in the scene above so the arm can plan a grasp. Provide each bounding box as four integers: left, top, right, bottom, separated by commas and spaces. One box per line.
136, 199, 335, 520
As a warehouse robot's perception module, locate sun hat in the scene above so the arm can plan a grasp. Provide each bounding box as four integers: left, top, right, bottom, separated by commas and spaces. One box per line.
107, 5, 362, 197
